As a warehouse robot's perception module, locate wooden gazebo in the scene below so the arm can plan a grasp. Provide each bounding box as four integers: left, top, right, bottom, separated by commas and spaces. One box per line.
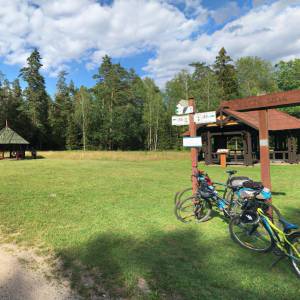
186, 108, 300, 166
0, 123, 29, 159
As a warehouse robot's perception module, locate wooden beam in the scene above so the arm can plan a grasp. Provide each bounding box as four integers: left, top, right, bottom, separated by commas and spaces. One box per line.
221, 90, 300, 111
188, 98, 198, 195
259, 110, 271, 189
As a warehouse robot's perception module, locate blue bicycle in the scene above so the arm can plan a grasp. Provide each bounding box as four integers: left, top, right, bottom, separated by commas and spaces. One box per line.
175, 173, 249, 223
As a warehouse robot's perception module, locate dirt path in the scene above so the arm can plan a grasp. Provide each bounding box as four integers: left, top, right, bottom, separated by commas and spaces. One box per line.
0, 243, 80, 300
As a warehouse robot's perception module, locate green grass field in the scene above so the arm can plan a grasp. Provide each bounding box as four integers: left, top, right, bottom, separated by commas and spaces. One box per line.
0, 154, 299, 299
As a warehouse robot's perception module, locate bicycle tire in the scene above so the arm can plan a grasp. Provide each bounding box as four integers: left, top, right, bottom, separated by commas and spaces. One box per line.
288, 231, 300, 278
225, 189, 244, 217
174, 187, 193, 207
229, 215, 274, 252
175, 196, 212, 223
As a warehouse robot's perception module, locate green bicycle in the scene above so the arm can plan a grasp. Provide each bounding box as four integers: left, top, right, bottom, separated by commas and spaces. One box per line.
230, 198, 300, 278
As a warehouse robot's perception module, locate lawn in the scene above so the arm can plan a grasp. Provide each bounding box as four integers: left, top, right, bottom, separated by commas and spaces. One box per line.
0, 153, 299, 299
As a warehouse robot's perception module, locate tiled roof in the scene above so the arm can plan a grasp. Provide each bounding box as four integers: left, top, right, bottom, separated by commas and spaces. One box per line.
224, 109, 300, 131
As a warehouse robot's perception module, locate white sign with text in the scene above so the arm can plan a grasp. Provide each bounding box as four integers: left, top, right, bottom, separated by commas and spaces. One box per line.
194, 111, 216, 124
172, 115, 190, 126
183, 137, 202, 147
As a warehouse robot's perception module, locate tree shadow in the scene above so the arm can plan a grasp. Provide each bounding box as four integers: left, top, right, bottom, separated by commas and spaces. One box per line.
58, 227, 300, 299
272, 192, 286, 196
281, 206, 300, 224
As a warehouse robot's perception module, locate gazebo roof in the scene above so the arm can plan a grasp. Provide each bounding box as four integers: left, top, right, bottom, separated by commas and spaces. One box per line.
223, 109, 300, 131
0, 126, 29, 145
183, 109, 300, 136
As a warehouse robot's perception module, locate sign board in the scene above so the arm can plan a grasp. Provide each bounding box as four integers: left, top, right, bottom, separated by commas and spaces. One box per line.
178, 99, 189, 107
176, 100, 194, 115
176, 105, 194, 115
216, 149, 229, 154
172, 115, 189, 126
183, 137, 202, 147
194, 111, 216, 124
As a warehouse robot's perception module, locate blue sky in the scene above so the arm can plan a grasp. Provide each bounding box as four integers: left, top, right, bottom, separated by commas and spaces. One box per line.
0, 0, 299, 95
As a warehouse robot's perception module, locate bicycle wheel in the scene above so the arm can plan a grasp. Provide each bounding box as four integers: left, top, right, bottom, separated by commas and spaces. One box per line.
259, 202, 283, 231
225, 189, 244, 217
229, 215, 274, 252
175, 196, 212, 223
288, 231, 300, 278
174, 187, 193, 207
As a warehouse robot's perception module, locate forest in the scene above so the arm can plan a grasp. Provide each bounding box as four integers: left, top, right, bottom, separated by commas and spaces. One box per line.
0, 48, 300, 150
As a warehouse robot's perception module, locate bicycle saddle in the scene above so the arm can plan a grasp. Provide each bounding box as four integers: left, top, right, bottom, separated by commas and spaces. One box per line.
279, 217, 299, 231
226, 170, 237, 175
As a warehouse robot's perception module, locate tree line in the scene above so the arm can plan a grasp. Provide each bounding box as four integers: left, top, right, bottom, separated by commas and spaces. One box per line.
0, 48, 299, 150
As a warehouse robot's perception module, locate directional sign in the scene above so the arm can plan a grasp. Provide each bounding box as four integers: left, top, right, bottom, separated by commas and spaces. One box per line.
194, 111, 216, 124
172, 115, 190, 126
176, 104, 194, 115
183, 137, 202, 147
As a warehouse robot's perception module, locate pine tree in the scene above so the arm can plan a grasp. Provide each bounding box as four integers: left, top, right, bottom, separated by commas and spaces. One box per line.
93, 55, 132, 150
20, 49, 49, 148
214, 47, 239, 100
66, 80, 80, 149
189, 62, 222, 111
49, 70, 72, 149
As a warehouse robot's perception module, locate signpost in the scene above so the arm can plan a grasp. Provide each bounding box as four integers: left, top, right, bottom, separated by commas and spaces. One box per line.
172, 98, 217, 194
188, 98, 199, 195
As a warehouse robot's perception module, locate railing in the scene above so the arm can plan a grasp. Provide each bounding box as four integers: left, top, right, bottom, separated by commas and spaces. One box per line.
208, 150, 299, 164
269, 150, 289, 162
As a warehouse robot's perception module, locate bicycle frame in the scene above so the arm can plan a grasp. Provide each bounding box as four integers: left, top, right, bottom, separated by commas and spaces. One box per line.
257, 208, 300, 261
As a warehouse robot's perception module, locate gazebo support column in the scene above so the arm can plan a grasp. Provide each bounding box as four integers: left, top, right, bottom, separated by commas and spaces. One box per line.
206, 131, 212, 165
259, 110, 271, 189
287, 134, 297, 164
244, 131, 253, 166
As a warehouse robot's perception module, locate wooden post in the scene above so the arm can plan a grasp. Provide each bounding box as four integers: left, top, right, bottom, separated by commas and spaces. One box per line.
220, 153, 227, 168
188, 97, 199, 195
207, 131, 212, 164
258, 110, 271, 190
246, 131, 253, 166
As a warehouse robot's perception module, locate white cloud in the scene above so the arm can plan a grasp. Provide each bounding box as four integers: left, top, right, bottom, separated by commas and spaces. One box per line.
211, 1, 241, 24
0, 0, 299, 87
145, 0, 300, 86
0, 0, 202, 76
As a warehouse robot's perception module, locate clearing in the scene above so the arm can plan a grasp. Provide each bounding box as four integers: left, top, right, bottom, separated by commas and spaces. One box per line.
0, 152, 299, 299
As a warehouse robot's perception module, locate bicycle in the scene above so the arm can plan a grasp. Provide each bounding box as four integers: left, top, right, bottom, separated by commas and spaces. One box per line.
174, 170, 250, 223
229, 196, 300, 278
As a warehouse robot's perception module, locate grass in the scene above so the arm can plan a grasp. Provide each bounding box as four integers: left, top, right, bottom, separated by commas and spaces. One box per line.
37, 150, 190, 161
0, 154, 299, 299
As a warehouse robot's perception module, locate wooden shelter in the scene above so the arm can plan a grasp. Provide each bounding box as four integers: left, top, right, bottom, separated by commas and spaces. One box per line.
0, 124, 29, 159
185, 108, 300, 165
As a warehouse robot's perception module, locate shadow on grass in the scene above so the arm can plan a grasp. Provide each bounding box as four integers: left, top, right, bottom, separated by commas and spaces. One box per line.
281, 206, 300, 224
272, 191, 287, 196
58, 227, 300, 299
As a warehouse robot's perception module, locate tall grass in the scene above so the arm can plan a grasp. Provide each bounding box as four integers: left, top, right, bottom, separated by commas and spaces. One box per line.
38, 150, 190, 161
